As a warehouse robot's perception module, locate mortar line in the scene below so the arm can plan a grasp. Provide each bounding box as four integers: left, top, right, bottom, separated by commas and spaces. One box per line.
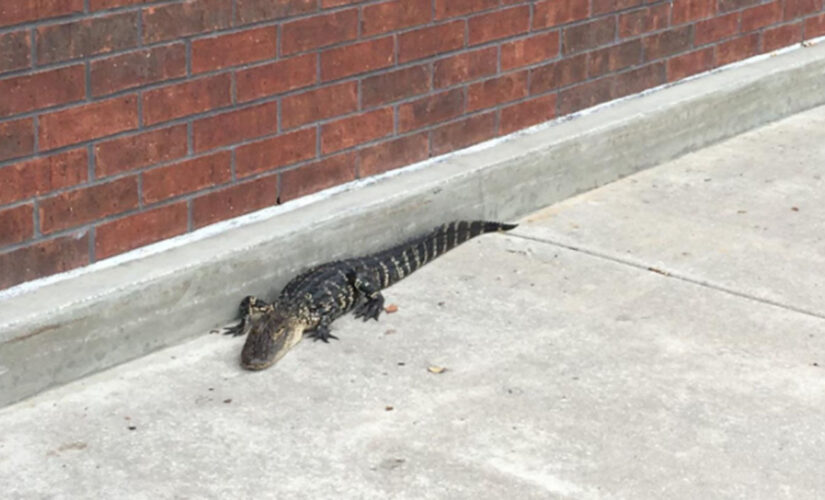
508, 232, 825, 323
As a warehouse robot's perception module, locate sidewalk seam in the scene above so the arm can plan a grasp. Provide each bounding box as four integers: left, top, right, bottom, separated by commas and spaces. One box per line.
509, 233, 825, 323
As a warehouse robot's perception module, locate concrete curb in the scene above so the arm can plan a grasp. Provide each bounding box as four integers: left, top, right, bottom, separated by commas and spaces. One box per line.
2, 42, 825, 408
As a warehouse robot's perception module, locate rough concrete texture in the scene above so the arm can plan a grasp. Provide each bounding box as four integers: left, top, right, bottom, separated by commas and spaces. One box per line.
2, 105, 825, 498
3, 42, 825, 408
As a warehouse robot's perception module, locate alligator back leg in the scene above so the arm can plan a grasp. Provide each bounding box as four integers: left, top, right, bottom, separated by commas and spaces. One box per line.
349, 271, 385, 321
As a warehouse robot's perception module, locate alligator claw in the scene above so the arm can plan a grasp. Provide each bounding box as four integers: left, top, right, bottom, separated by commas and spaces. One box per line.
307, 326, 338, 343
223, 318, 251, 337
353, 297, 384, 322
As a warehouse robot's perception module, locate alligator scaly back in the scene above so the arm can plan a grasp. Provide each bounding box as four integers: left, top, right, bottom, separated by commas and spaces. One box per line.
226, 220, 517, 370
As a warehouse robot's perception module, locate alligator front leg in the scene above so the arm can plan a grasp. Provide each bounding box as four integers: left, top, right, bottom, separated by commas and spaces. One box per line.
306, 317, 338, 343
349, 272, 385, 322
224, 295, 271, 337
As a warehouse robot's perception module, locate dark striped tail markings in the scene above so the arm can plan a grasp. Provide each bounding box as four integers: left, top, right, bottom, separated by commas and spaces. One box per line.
377, 220, 517, 289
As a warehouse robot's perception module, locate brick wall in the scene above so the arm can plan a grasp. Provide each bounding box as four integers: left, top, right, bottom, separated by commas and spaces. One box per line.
1, 0, 823, 290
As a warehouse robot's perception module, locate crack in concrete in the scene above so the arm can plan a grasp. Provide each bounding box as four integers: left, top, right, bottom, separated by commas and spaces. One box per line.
509, 232, 825, 323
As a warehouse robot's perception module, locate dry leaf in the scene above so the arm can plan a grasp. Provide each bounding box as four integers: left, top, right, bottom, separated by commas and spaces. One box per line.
385, 304, 399, 313
428, 365, 447, 374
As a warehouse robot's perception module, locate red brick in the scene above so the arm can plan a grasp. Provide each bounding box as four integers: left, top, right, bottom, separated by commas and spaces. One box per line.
39, 96, 138, 151
434, 0, 497, 20
533, 0, 589, 29
321, 108, 394, 154
563, 17, 616, 55
672, 0, 715, 24
362, 0, 430, 36
614, 62, 666, 98
501, 32, 560, 71
236, 54, 317, 103
321, 0, 361, 6
763, 23, 803, 52
362, 65, 431, 108
192, 101, 278, 152
619, 4, 671, 38
715, 33, 760, 66
0, 235, 89, 291
530, 54, 588, 93
192, 174, 278, 228
281, 82, 358, 130
39, 177, 139, 234
431, 112, 495, 156
143, 74, 232, 126
94, 125, 188, 177
398, 21, 465, 63
559, 77, 614, 115
592, 0, 643, 15
281, 9, 358, 55
235, 128, 317, 178
236, 0, 316, 25
806, 14, 825, 38
469, 6, 530, 45
0, 149, 88, 205
192, 26, 277, 74
500, 94, 557, 135
434, 47, 497, 88
0, 65, 85, 118
142, 152, 231, 204
467, 71, 528, 112
667, 47, 714, 81
90, 44, 186, 96
90, 0, 165, 11
359, 133, 429, 177
398, 89, 464, 132
0, 31, 31, 74
95, 202, 188, 259
741, 1, 782, 32
142, 0, 232, 43
643, 26, 693, 61
694, 13, 740, 45
589, 40, 643, 77
0, 204, 34, 246
0, 118, 35, 162
280, 153, 356, 202
718, 0, 761, 12
0, 0, 83, 28
321, 37, 395, 82
36, 12, 138, 64
784, 0, 822, 20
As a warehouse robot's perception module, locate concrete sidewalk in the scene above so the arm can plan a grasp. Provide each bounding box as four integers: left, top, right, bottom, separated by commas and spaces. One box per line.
2, 105, 825, 498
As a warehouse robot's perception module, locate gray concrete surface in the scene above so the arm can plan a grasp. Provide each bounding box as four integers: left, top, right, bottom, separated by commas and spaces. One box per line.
2, 105, 825, 498
3, 41, 825, 408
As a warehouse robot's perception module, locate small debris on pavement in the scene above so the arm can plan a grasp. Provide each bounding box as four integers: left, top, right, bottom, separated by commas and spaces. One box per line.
791, 206, 799, 212
127, 426, 137, 431
385, 406, 394, 411
428, 365, 447, 374
647, 267, 671, 276
384, 329, 396, 335
223, 399, 232, 404
384, 304, 399, 313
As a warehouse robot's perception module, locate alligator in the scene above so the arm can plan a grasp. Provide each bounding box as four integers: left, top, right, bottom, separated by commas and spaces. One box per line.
225, 220, 517, 370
